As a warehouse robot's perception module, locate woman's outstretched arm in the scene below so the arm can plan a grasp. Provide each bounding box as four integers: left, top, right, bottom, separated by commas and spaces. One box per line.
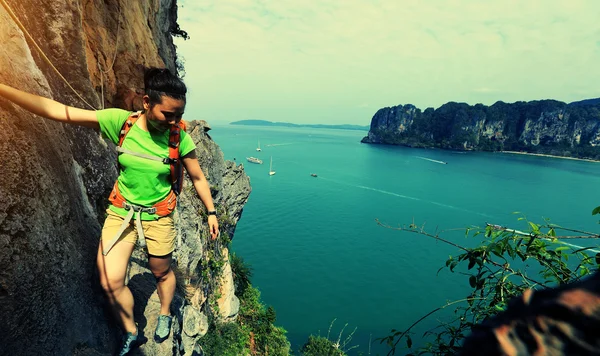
0, 84, 99, 129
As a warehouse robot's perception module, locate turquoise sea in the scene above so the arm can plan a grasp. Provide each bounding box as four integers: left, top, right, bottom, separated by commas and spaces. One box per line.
210, 124, 600, 355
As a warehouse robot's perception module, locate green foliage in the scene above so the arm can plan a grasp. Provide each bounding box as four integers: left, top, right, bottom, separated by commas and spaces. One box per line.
231, 252, 253, 295
193, 231, 229, 318
198, 275, 290, 355
300, 335, 346, 356
300, 319, 358, 355
197, 322, 248, 356
238, 286, 291, 355
379, 215, 600, 355
246, 287, 290, 354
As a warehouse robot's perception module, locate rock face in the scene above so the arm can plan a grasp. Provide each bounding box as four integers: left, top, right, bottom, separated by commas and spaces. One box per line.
362, 100, 600, 160
0, 1, 250, 355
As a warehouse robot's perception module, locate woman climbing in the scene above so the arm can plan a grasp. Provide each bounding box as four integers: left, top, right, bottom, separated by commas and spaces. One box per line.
0, 67, 219, 355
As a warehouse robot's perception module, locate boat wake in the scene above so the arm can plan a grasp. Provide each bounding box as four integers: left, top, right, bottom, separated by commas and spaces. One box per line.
416, 156, 447, 164
317, 177, 495, 219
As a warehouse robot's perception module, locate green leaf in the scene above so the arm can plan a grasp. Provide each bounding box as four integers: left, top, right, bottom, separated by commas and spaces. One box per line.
492, 244, 503, 257
528, 222, 540, 233
506, 244, 516, 259
450, 261, 458, 272
548, 228, 556, 237
485, 226, 492, 237
554, 246, 570, 252
516, 238, 524, 247
467, 258, 476, 270
592, 206, 600, 215
406, 334, 413, 348
596, 253, 600, 265
469, 275, 477, 288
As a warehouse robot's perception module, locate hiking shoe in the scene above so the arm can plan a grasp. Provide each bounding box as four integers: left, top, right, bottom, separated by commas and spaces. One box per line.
154, 314, 173, 342
118, 327, 139, 356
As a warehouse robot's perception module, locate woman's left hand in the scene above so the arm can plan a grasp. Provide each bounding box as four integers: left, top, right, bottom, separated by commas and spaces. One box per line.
208, 215, 219, 240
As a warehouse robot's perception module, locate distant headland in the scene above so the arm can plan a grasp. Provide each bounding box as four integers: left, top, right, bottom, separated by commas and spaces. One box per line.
362, 98, 600, 161
230, 119, 369, 131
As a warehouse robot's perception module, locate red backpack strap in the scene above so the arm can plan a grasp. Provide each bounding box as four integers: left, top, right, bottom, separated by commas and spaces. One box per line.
112, 111, 142, 200
118, 111, 142, 147
168, 119, 187, 195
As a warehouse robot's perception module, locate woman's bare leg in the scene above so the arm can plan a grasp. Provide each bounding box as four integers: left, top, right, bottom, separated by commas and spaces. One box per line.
148, 253, 175, 315
97, 240, 137, 333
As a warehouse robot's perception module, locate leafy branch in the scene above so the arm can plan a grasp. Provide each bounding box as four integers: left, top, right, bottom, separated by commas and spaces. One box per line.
377, 214, 600, 355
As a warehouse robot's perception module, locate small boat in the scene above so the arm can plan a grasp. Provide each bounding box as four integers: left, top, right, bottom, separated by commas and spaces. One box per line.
310, 173, 317, 177
269, 156, 276, 176
246, 157, 263, 164
256, 140, 261, 152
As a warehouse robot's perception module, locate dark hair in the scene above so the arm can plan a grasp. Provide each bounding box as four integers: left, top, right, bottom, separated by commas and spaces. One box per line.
144, 67, 187, 105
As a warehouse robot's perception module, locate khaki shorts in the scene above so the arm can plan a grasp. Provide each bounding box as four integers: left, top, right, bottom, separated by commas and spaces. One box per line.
101, 209, 176, 256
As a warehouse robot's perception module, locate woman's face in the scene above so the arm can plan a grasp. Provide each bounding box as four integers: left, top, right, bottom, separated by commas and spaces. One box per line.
144, 95, 186, 132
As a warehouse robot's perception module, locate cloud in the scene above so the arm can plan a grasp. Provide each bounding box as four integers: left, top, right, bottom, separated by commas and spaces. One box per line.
176, 0, 600, 124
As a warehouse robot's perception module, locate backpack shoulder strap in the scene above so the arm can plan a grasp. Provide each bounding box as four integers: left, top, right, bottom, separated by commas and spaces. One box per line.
118, 111, 142, 147
168, 120, 187, 195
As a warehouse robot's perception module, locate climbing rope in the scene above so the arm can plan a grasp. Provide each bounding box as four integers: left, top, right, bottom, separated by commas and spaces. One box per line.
0, 0, 98, 110
97, 0, 123, 109
98, 0, 122, 75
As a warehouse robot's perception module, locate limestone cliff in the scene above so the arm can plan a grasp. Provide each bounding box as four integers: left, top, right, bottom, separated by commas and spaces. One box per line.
362, 100, 600, 160
0, 1, 251, 355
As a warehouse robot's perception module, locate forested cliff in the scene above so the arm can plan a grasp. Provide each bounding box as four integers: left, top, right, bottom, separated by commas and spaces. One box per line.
362, 99, 600, 160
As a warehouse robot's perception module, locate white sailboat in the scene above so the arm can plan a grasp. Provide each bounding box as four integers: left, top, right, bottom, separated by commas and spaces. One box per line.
256, 140, 261, 152
269, 156, 276, 176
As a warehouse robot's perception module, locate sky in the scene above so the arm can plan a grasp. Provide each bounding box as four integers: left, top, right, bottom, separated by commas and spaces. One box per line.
174, 0, 600, 125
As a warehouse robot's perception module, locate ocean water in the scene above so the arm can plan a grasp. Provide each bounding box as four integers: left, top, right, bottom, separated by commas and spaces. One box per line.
209, 124, 600, 355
